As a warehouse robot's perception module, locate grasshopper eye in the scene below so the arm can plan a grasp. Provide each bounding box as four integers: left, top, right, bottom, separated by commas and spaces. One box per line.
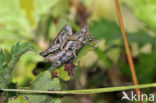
65, 25, 70, 30
81, 28, 87, 33
64, 27, 68, 31
65, 25, 72, 36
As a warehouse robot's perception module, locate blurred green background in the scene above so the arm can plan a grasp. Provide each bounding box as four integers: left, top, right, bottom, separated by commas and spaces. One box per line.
0, 0, 156, 103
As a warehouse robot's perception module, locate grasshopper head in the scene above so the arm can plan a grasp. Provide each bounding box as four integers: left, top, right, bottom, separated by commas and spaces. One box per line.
81, 26, 90, 39
65, 24, 73, 36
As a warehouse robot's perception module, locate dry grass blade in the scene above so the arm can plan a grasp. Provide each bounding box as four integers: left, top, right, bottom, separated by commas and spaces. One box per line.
114, 0, 142, 103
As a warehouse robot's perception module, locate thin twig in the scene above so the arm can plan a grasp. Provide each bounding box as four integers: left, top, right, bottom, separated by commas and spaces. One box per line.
114, 0, 142, 103
1, 83, 156, 94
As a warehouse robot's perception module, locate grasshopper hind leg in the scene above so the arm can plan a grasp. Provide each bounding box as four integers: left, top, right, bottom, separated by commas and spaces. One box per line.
40, 44, 60, 57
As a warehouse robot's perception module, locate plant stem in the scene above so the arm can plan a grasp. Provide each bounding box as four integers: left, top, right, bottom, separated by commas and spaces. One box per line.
1, 83, 156, 94
114, 0, 141, 102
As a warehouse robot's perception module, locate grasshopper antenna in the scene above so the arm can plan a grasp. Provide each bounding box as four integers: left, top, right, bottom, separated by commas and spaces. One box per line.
81, 17, 93, 28
67, 16, 69, 24
86, 17, 93, 27
87, 17, 98, 46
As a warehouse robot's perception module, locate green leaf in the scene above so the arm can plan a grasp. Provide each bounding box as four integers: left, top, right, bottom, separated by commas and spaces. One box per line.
0, 0, 32, 54
25, 71, 61, 103
30, 71, 61, 90
56, 68, 70, 81
9, 42, 35, 87
8, 95, 29, 103
11, 42, 34, 56
0, 42, 35, 89
34, 0, 58, 15
0, 50, 5, 70
75, 45, 94, 62
136, 52, 156, 83
0, 73, 7, 89
90, 19, 121, 44
34, 0, 69, 17
51, 0, 70, 18
0, 50, 9, 88
18, 0, 35, 26
0, 50, 8, 88
0, 0, 30, 36
122, 0, 156, 31
94, 48, 111, 68
8, 42, 35, 77
119, 52, 156, 84
90, 19, 156, 46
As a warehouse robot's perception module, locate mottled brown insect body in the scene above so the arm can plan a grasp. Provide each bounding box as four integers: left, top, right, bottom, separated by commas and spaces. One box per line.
40, 24, 96, 67
40, 24, 73, 57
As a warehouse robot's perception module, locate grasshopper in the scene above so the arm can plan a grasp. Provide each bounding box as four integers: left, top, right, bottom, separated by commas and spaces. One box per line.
40, 24, 73, 57
61, 25, 96, 57
45, 50, 66, 67
45, 25, 96, 67
46, 50, 74, 67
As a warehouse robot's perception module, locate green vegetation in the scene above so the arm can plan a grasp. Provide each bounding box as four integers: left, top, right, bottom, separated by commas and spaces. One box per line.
0, 0, 156, 103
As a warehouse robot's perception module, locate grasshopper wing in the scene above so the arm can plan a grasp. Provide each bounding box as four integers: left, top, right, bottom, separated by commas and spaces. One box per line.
40, 24, 73, 57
